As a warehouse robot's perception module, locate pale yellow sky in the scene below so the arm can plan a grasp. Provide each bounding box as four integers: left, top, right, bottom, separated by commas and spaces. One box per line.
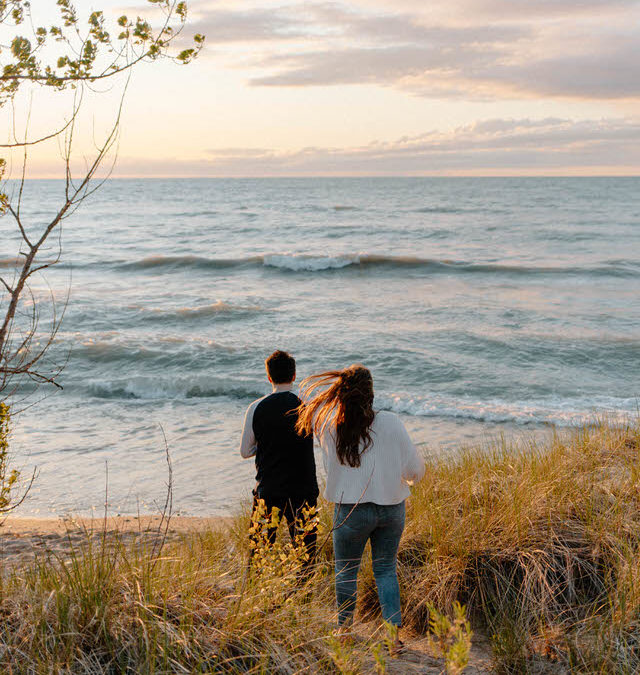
3, 0, 640, 176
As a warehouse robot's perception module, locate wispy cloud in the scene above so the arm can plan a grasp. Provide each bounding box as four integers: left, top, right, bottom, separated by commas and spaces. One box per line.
359, 0, 638, 20
182, 6, 312, 43
450, 0, 638, 19
106, 118, 640, 176
189, 1, 640, 100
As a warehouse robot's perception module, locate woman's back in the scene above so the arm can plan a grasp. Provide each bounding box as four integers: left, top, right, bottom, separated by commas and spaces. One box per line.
319, 410, 425, 505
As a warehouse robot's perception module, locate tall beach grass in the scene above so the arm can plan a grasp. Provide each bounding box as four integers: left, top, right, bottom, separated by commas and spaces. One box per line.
397, 420, 640, 672
0, 420, 639, 673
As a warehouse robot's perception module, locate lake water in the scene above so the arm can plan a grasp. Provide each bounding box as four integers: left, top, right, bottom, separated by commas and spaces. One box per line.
4, 177, 640, 516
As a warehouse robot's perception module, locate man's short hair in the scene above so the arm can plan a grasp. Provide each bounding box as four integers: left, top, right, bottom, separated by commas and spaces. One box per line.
265, 350, 296, 384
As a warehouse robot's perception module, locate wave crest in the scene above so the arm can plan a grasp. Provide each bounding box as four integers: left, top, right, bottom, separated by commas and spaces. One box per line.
119, 255, 261, 271
376, 393, 637, 426
115, 253, 640, 277
85, 378, 637, 427
135, 301, 265, 321
88, 376, 264, 401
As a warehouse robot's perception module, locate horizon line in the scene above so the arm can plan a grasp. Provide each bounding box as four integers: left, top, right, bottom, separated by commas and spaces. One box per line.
18, 173, 640, 180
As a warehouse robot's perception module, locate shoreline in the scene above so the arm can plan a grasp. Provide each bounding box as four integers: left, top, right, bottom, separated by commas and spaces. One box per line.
1, 514, 230, 535
0, 515, 231, 566
11, 414, 565, 520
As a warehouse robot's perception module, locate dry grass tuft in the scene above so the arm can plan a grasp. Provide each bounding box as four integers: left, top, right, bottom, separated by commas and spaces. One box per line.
394, 420, 640, 672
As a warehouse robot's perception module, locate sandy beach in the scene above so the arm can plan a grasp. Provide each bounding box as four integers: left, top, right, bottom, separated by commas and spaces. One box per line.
0, 515, 230, 567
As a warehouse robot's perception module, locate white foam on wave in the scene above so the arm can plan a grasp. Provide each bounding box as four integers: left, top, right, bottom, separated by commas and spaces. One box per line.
375, 392, 638, 426
174, 301, 263, 318
262, 253, 359, 271
261, 252, 439, 271
119, 253, 640, 277
87, 375, 263, 401
131, 300, 265, 320
85, 376, 638, 427
62, 332, 235, 367
61, 330, 229, 350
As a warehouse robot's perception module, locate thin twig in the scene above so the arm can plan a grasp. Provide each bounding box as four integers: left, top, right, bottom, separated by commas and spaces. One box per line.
149, 425, 174, 572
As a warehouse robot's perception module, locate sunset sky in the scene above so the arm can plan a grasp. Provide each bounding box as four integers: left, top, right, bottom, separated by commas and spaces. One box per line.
7, 0, 640, 176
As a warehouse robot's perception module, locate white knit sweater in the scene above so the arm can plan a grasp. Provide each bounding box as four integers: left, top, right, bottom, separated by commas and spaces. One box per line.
318, 411, 425, 505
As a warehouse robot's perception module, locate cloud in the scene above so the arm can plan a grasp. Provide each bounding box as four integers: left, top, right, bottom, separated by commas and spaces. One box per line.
188, 1, 640, 100
250, 45, 500, 87
250, 42, 640, 100
454, 0, 639, 19
182, 6, 313, 43
107, 117, 640, 176
366, 0, 639, 19
206, 117, 640, 173
482, 41, 640, 99
192, 3, 525, 46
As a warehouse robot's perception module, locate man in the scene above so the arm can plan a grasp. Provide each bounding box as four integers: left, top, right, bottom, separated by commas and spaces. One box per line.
239, 350, 319, 563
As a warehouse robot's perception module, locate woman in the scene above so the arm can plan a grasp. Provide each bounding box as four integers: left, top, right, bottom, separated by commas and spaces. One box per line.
296, 365, 425, 637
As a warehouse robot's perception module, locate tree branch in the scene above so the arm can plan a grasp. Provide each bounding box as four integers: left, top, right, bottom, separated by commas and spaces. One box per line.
0, 0, 202, 403
0, 115, 74, 148
6, 203, 33, 250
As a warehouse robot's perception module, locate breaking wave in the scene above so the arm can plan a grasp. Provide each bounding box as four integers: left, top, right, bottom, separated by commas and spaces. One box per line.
84, 378, 638, 427
376, 393, 638, 426
116, 253, 640, 277
87, 376, 264, 401
118, 255, 261, 271
133, 301, 266, 321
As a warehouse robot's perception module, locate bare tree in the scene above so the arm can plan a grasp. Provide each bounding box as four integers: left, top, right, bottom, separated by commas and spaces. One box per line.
0, 0, 204, 400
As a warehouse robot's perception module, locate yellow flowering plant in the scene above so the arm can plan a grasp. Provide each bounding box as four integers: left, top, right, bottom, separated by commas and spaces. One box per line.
246, 498, 320, 610
0, 403, 20, 512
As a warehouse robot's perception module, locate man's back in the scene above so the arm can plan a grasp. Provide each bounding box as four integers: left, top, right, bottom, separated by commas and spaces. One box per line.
253, 391, 318, 500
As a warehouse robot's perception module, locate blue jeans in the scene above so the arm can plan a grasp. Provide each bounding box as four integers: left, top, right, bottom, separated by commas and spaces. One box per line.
333, 501, 405, 627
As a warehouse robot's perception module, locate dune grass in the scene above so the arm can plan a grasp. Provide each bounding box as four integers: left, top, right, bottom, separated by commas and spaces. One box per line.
0, 420, 639, 673
397, 420, 640, 672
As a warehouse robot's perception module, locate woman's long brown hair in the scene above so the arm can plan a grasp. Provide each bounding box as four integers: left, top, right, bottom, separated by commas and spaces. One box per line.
296, 364, 375, 468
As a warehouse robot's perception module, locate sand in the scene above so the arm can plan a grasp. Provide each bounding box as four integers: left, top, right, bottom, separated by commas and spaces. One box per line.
0, 515, 229, 566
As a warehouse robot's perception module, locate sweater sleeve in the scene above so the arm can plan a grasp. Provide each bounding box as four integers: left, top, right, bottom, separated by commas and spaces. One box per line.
395, 416, 425, 484
318, 427, 332, 475
239, 402, 257, 458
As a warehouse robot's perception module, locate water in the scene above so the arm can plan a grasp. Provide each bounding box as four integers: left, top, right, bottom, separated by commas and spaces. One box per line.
3, 177, 640, 516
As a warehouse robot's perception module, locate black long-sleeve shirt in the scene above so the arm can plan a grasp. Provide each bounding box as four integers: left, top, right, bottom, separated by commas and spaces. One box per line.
239, 384, 318, 500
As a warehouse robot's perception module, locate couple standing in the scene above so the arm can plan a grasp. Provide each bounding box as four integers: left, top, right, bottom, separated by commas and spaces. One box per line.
239, 350, 425, 637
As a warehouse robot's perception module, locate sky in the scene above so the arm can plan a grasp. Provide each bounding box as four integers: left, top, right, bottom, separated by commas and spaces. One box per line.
4, 0, 640, 176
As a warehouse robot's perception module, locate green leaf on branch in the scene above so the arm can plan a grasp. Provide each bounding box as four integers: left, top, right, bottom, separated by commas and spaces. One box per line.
57, 0, 77, 27
10, 35, 31, 58
0, 1, 204, 110
177, 48, 195, 63
133, 18, 152, 42
88, 11, 109, 43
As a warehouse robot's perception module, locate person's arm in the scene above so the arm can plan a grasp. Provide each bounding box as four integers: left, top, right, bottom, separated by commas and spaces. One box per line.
395, 416, 426, 484
239, 402, 257, 458
319, 428, 330, 474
